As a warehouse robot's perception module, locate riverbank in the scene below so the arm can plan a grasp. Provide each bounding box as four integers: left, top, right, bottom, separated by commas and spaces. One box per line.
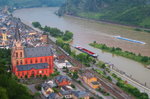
64, 14, 150, 33
90, 42, 150, 66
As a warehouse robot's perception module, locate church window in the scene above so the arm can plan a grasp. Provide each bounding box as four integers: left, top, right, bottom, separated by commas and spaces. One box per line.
30, 59, 32, 64
20, 52, 22, 57
25, 60, 27, 64
20, 60, 23, 65
45, 58, 47, 62
40, 58, 42, 62
16, 52, 18, 58
16, 60, 19, 65
35, 59, 38, 63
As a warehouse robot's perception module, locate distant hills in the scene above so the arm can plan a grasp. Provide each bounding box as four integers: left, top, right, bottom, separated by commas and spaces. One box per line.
0, 0, 66, 8
58, 0, 150, 28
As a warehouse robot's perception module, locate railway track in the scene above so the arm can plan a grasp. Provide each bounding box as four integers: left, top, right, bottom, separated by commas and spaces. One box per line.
48, 38, 134, 99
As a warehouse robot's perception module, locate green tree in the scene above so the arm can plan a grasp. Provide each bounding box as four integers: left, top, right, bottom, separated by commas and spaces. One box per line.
32, 22, 41, 28
0, 87, 8, 99
62, 30, 73, 41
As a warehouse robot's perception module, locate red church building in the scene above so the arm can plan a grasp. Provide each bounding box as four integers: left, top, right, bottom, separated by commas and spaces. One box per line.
11, 25, 54, 78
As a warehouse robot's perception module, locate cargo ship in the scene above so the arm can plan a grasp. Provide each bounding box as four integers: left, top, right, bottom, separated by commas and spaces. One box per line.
114, 36, 146, 44
74, 46, 98, 58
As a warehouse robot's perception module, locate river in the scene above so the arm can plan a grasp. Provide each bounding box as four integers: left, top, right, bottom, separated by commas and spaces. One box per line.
13, 7, 150, 88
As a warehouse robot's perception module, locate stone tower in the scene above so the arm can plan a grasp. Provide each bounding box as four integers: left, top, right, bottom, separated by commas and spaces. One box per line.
11, 24, 25, 73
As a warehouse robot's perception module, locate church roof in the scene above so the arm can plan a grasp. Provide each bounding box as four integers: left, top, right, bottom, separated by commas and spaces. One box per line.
14, 23, 21, 41
24, 45, 53, 58
17, 63, 48, 71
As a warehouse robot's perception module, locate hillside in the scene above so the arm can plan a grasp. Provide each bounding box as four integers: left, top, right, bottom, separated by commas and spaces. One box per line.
58, 0, 150, 28
0, 0, 66, 8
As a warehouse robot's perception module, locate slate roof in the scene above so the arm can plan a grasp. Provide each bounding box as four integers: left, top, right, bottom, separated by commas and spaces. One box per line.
72, 91, 89, 98
82, 72, 95, 79
91, 81, 100, 85
17, 63, 48, 71
24, 45, 53, 58
55, 75, 71, 83
48, 93, 59, 99
60, 90, 72, 95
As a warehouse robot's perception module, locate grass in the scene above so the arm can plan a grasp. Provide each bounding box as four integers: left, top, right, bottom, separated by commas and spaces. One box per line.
77, 12, 104, 20
89, 42, 150, 65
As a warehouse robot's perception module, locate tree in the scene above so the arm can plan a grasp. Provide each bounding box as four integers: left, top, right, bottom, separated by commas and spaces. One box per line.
42, 75, 47, 80
72, 72, 78, 79
63, 44, 71, 54
62, 31, 73, 41
32, 22, 41, 28
141, 56, 149, 62
0, 87, 8, 99
56, 39, 64, 47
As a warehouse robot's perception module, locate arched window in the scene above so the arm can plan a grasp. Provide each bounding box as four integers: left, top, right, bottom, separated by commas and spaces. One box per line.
40, 58, 42, 63
25, 60, 27, 64
16, 52, 18, 58
35, 59, 38, 63
45, 58, 47, 62
16, 60, 19, 65
20, 52, 22, 57
20, 60, 23, 65
30, 59, 32, 64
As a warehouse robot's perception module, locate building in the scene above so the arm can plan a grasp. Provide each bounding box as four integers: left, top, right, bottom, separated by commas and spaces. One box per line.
11, 24, 54, 78
42, 83, 54, 97
72, 91, 90, 99
41, 34, 48, 43
82, 72, 101, 89
47, 93, 60, 99
55, 75, 71, 87
55, 60, 72, 69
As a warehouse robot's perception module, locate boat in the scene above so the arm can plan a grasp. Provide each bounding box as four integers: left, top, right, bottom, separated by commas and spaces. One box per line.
74, 46, 98, 58
114, 36, 146, 44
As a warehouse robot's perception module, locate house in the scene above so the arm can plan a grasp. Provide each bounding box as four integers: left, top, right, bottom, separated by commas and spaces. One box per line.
72, 91, 90, 99
68, 67, 79, 72
55, 60, 72, 69
47, 80, 57, 88
41, 83, 55, 97
61, 85, 73, 91
82, 72, 101, 89
60, 91, 73, 99
55, 75, 71, 86
47, 93, 60, 99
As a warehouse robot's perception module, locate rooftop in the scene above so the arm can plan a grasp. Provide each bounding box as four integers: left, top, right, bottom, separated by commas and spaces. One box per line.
82, 72, 95, 79
55, 75, 71, 83
91, 81, 100, 85
24, 45, 53, 58
72, 91, 89, 98
17, 63, 48, 71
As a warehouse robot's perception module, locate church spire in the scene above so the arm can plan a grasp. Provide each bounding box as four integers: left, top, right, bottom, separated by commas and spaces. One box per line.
14, 23, 21, 41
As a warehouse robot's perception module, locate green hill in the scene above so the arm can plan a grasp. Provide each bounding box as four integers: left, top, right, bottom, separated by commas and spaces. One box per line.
58, 0, 150, 28
0, 0, 66, 8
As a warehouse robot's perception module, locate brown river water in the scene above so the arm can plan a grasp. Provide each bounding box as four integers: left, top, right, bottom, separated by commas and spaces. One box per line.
13, 7, 150, 88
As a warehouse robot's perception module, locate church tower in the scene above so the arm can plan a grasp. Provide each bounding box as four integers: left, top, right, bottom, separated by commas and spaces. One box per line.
11, 24, 25, 73
2, 30, 7, 41
1, 29, 7, 46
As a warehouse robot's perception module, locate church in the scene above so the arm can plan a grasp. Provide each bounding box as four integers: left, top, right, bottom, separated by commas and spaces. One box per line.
11, 24, 54, 78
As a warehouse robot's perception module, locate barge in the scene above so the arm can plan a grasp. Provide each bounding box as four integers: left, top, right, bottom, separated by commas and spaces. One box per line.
74, 46, 98, 58
114, 36, 146, 44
